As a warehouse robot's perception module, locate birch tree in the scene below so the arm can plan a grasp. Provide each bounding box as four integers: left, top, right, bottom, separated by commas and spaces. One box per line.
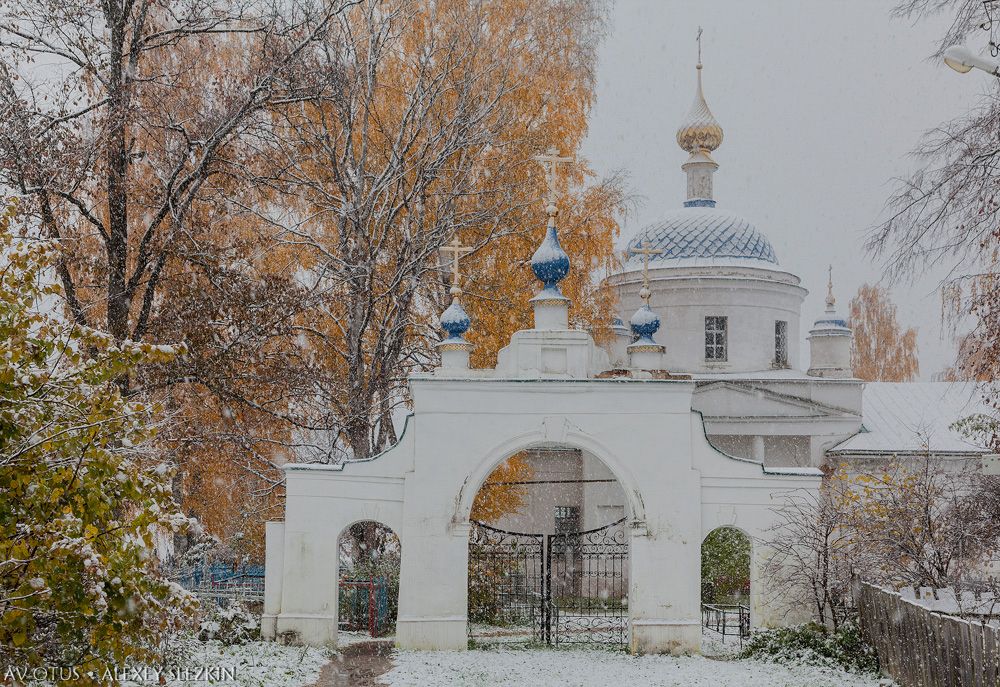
256, 0, 621, 460
849, 284, 919, 382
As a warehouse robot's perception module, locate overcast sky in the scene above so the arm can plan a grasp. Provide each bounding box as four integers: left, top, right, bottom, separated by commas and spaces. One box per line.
581, 0, 989, 377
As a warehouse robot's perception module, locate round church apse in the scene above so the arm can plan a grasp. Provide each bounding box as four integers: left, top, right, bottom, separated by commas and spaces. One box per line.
467, 446, 630, 648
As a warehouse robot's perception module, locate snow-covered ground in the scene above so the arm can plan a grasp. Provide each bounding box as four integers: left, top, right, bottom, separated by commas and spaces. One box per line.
379, 648, 886, 687
121, 639, 329, 687
97, 631, 882, 687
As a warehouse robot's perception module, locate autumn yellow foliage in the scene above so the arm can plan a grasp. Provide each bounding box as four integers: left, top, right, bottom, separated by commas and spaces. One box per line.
471, 453, 535, 523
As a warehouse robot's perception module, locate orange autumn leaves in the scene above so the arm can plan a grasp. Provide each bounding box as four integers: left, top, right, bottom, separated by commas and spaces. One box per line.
471, 453, 535, 524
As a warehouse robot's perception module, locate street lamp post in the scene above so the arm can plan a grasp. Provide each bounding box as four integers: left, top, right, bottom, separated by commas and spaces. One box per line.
943, 45, 1000, 77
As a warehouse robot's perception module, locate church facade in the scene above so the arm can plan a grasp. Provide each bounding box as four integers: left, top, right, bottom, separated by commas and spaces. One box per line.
495, 55, 993, 542
261, 55, 993, 654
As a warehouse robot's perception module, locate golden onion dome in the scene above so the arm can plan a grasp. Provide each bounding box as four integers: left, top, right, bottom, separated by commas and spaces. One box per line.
675, 63, 723, 154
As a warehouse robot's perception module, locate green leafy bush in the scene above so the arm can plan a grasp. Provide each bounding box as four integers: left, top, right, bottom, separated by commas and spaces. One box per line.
738, 621, 879, 675
0, 211, 196, 683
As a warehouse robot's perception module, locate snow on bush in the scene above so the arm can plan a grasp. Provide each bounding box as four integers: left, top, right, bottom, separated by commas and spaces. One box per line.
197, 601, 260, 645
738, 621, 879, 675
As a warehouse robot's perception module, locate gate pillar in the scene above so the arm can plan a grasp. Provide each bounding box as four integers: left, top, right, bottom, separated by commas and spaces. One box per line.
628, 523, 701, 655
396, 521, 470, 650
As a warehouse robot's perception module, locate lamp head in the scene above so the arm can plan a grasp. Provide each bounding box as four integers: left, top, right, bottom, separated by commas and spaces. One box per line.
944, 45, 975, 73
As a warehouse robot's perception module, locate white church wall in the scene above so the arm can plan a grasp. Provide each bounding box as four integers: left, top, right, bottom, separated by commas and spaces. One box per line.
692, 413, 823, 628
581, 451, 627, 530
706, 434, 753, 459
610, 268, 806, 374
763, 435, 811, 467
490, 449, 583, 534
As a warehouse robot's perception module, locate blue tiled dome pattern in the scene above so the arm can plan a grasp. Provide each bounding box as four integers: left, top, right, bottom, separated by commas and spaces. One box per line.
626, 207, 779, 266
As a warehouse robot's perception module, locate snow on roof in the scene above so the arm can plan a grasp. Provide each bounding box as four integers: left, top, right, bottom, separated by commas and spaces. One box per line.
830, 382, 992, 456
624, 206, 779, 269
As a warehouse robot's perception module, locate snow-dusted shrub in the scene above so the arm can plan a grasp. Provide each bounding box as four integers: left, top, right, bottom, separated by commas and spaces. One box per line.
738, 621, 879, 675
197, 601, 260, 645
0, 212, 196, 682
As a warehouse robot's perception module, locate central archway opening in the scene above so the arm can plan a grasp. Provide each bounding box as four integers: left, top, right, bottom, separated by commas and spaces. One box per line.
467, 445, 630, 648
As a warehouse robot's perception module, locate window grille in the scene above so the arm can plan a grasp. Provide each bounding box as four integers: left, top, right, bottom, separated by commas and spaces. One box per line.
705, 316, 727, 361
775, 320, 788, 367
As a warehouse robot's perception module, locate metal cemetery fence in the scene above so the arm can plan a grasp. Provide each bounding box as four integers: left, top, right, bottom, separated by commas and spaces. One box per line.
701, 603, 750, 646
172, 562, 265, 603
857, 582, 1000, 687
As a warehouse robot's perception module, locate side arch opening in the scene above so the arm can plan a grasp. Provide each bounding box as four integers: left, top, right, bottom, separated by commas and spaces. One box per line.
701, 526, 751, 644
338, 520, 401, 638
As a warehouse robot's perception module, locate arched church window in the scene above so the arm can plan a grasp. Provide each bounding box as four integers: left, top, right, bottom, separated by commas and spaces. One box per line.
775, 320, 788, 367
705, 316, 727, 361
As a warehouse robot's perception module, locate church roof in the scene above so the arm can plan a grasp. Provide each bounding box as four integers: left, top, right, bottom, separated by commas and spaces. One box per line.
829, 382, 992, 456
624, 206, 779, 269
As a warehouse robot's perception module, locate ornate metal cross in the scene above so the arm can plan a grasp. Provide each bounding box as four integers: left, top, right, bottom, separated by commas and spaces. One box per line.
697, 26, 703, 63
441, 236, 473, 292
533, 146, 574, 207
633, 240, 663, 301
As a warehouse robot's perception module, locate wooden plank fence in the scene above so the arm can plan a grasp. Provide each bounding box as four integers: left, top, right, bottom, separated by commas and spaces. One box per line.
857, 582, 1000, 687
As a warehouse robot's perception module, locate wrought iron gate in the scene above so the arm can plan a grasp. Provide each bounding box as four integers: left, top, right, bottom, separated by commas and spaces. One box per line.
468, 521, 545, 643
468, 518, 628, 647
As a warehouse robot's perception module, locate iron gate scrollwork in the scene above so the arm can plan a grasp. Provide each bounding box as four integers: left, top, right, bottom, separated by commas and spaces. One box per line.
547, 517, 628, 646
468, 518, 628, 647
468, 521, 545, 643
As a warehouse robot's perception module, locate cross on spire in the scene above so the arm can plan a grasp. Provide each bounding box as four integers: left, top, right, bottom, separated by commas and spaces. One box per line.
533, 146, 574, 215
633, 240, 664, 303
696, 26, 703, 65
826, 264, 836, 310
441, 236, 473, 297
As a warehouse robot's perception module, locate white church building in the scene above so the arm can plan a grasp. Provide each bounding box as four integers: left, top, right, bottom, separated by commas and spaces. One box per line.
260, 56, 993, 654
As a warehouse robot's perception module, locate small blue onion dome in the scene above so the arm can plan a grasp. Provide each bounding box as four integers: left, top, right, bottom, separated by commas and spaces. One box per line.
630, 303, 660, 343
531, 225, 570, 289
441, 298, 471, 339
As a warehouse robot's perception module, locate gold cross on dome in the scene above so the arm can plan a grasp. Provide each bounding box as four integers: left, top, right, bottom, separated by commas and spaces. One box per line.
533, 146, 575, 208
440, 236, 473, 294
697, 26, 703, 64
633, 241, 663, 303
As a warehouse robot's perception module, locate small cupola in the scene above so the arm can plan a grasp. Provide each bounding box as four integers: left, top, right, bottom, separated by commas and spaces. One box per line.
807, 267, 853, 378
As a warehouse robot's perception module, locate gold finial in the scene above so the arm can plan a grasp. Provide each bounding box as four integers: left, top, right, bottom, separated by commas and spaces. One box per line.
533, 146, 575, 221
826, 265, 836, 311
441, 236, 473, 297
676, 28, 723, 155
632, 241, 664, 304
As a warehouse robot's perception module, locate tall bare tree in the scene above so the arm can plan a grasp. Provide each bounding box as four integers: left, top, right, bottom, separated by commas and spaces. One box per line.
871, 2, 1000, 435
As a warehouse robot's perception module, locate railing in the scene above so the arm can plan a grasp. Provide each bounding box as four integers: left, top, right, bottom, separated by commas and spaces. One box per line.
701, 603, 750, 645
171, 563, 265, 602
